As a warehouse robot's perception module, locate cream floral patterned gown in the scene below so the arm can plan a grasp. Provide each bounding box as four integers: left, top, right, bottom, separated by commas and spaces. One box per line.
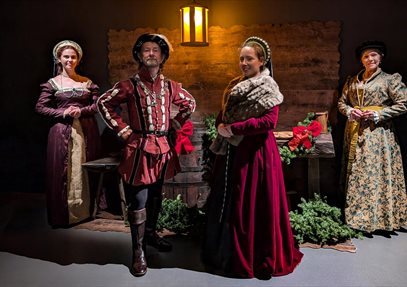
338, 68, 407, 232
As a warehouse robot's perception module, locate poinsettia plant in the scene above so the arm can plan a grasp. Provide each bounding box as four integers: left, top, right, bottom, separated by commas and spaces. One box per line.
279, 112, 323, 165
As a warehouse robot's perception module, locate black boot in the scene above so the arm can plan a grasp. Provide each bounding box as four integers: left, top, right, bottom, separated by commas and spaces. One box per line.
145, 196, 172, 252
128, 208, 147, 276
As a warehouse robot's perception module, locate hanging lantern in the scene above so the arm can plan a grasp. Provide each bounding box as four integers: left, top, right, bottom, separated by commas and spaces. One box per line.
180, 1, 209, 46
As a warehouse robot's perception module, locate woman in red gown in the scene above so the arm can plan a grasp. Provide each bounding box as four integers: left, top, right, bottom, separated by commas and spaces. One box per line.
202, 36, 303, 279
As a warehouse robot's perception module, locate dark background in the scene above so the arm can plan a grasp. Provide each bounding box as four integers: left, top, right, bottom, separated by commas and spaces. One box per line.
0, 0, 406, 196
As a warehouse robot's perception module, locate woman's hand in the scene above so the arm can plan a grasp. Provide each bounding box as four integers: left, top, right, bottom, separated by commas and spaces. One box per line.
349, 108, 364, 120
361, 110, 375, 120
69, 107, 81, 118
217, 123, 233, 138
361, 110, 379, 123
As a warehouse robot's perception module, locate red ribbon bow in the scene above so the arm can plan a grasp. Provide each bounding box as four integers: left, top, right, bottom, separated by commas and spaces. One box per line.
288, 120, 322, 151
175, 120, 195, 155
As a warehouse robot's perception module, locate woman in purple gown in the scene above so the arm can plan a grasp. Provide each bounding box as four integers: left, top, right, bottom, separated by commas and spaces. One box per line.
203, 36, 303, 279
35, 40, 101, 227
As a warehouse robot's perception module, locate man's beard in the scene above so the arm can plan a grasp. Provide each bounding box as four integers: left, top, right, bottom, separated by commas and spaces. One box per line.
144, 58, 160, 67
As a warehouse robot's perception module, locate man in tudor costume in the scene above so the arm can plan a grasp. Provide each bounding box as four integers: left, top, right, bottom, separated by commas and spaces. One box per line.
97, 33, 196, 276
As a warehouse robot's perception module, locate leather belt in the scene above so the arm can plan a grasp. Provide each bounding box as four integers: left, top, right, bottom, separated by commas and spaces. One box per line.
133, 130, 169, 137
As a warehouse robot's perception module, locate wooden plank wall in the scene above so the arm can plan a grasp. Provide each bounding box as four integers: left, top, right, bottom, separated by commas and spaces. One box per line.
107, 21, 340, 129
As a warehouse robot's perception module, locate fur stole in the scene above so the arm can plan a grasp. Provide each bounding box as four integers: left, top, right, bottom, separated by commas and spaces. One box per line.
210, 68, 283, 155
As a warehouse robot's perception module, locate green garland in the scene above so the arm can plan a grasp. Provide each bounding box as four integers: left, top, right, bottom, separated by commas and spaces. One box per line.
289, 194, 362, 245
202, 113, 217, 141
201, 113, 217, 182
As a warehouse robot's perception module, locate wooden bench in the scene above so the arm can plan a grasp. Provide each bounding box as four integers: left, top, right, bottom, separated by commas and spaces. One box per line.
82, 156, 126, 219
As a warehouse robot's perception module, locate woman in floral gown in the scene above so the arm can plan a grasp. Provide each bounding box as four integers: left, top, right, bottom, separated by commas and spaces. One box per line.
35, 40, 101, 227
338, 40, 407, 234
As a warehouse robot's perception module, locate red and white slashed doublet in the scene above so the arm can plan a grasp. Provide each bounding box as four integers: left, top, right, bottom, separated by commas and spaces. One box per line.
97, 69, 196, 186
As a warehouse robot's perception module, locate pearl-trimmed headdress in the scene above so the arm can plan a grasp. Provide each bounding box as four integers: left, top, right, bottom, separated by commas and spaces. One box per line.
52, 40, 83, 62
243, 36, 271, 64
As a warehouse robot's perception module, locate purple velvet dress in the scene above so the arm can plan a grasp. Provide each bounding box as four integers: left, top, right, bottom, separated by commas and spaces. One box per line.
35, 79, 101, 226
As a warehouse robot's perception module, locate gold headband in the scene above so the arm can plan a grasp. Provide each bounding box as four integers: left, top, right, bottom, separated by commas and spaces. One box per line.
52, 40, 83, 62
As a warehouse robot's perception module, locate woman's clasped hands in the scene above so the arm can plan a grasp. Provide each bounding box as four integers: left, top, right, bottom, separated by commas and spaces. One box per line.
350, 108, 377, 121
63, 106, 81, 118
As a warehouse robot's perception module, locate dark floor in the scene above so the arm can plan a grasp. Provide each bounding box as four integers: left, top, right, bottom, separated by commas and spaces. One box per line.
1, 192, 406, 287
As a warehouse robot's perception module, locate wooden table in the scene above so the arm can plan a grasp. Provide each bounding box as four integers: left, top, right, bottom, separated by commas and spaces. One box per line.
82, 156, 126, 219
277, 133, 335, 197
